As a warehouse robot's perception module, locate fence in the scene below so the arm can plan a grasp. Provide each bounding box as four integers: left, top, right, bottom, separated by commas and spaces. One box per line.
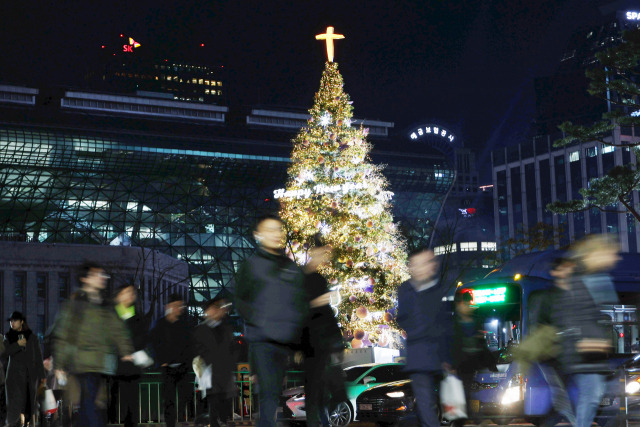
108, 370, 305, 425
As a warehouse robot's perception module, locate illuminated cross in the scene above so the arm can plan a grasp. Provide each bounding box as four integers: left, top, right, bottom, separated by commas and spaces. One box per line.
315, 26, 344, 62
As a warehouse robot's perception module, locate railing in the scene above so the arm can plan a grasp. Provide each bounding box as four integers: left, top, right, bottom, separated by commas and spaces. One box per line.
108, 370, 305, 425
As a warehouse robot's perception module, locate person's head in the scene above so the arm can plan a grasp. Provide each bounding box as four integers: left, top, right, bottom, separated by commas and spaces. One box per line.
306, 245, 333, 273
7, 311, 25, 331
165, 293, 185, 322
203, 296, 231, 322
569, 235, 621, 273
115, 283, 137, 308
550, 256, 576, 284
79, 261, 109, 292
454, 291, 474, 317
407, 248, 438, 282
253, 214, 285, 254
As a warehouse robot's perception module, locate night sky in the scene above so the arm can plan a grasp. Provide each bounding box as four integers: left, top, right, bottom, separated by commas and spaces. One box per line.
0, 0, 612, 181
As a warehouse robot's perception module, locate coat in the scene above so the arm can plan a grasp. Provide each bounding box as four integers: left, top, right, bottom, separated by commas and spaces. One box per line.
53, 290, 133, 375
233, 248, 307, 345
194, 320, 238, 396
115, 308, 152, 377
3, 328, 46, 418
397, 279, 451, 373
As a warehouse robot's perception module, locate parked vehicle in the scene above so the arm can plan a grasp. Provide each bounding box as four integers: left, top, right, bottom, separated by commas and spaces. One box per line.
356, 379, 451, 426
280, 363, 408, 427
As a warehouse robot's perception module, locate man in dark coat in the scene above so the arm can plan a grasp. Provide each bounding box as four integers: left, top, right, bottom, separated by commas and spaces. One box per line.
233, 214, 308, 427
194, 296, 237, 427
301, 244, 345, 427
149, 293, 194, 427
3, 311, 46, 427
397, 249, 451, 427
111, 283, 152, 427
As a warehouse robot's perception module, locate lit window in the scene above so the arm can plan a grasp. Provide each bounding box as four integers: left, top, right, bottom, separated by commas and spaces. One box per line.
434, 245, 456, 255
586, 146, 598, 157
460, 242, 478, 252
218, 90, 222, 96
569, 151, 580, 162
126, 202, 138, 211
205, 80, 210, 85
602, 145, 614, 154
205, 89, 210, 95
217, 81, 222, 86
481, 242, 497, 251
198, 79, 204, 85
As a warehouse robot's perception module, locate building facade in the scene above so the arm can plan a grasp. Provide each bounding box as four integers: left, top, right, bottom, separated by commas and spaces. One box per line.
492, 133, 638, 255
0, 84, 454, 313
0, 241, 188, 336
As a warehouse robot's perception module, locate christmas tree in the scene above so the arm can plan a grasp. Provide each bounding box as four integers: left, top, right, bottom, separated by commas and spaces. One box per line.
277, 41, 409, 348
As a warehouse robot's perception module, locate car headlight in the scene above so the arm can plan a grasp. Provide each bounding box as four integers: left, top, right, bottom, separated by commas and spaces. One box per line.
627, 379, 640, 395
386, 391, 405, 398
501, 386, 521, 405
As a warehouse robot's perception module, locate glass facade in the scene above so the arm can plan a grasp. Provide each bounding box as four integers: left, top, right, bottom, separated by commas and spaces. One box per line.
0, 124, 454, 303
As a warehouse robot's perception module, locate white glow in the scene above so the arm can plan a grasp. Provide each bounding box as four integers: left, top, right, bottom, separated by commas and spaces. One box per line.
501, 386, 521, 405
274, 181, 371, 200
627, 380, 640, 394
344, 118, 351, 127
386, 391, 405, 398
320, 112, 332, 127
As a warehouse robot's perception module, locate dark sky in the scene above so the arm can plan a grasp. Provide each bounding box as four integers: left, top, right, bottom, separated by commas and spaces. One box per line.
0, 0, 612, 181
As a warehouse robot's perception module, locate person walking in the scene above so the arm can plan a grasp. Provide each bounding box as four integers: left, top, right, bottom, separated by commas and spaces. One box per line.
233, 214, 308, 427
301, 244, 345, 427
149, 293, 194, 427
194, 296, 237, 427
397, 248, 451, 427
3, 312, 45, 427
53, 262, 134, 427
451, 292, 497, 426
556, 236, 621, 427
111, 283, 152, 427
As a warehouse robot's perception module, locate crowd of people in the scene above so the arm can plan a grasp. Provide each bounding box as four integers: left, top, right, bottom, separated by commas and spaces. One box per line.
0, 211, 629, 427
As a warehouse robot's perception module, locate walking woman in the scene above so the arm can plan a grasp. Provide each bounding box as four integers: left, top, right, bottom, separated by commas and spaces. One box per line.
3, 311, 45, 427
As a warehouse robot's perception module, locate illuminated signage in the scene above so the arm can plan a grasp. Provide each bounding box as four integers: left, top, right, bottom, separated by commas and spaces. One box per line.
410, 125, 455, 142
472, 287, 507, 305
273, 182, 393, 200
458, 207, 476, 217
627, 11, 640, 20
123, 37, 141, 53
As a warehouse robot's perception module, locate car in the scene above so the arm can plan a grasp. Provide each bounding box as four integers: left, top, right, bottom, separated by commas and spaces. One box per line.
356, 379, 451, 426
281, 363, 409, 427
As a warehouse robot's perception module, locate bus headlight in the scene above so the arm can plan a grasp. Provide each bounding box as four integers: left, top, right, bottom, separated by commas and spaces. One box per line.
386, 391, 405, 398
626, 379, 640, 395
501, 386, 521, 405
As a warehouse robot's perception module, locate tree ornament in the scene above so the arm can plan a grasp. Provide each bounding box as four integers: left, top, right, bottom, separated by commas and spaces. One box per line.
349, 295, 356, 302
351, 338, 363, 348
356, 306, 368, 319
383, 312, 394, 322
354, 329, 365, 340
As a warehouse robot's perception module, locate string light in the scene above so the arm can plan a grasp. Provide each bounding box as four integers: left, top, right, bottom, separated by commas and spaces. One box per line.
279, 62, 409, 349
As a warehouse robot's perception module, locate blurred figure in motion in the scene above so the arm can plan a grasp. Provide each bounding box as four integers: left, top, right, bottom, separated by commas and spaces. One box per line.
397, 248, 450, 427
533, 256, 577, 427
53, 262, 134, 427
233, 214, 307, 427
560, 236, 620, 427
149, 293, 194, 427
451, 291, 497, 426
111, 283, 151, 427
3, 312, 45, 427
194, 295, 237, 427
302, 243, 346, 427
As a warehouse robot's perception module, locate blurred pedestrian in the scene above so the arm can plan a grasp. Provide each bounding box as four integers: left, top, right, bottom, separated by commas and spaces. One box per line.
194, 296, 237, 427
301, 244, 345, 427
111, 283, 151, 427
397, 248, 451, 427
149, 293, 194, 427
451, 291, 497, 426
536, 256, 577, 427
53, 262, 134, 427
3, 312, 45, 427
233, 214, 307, 427
560, 236, 620, 427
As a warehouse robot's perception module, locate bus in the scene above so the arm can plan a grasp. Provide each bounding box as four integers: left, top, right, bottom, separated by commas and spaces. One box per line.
456, 250, 640, 425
